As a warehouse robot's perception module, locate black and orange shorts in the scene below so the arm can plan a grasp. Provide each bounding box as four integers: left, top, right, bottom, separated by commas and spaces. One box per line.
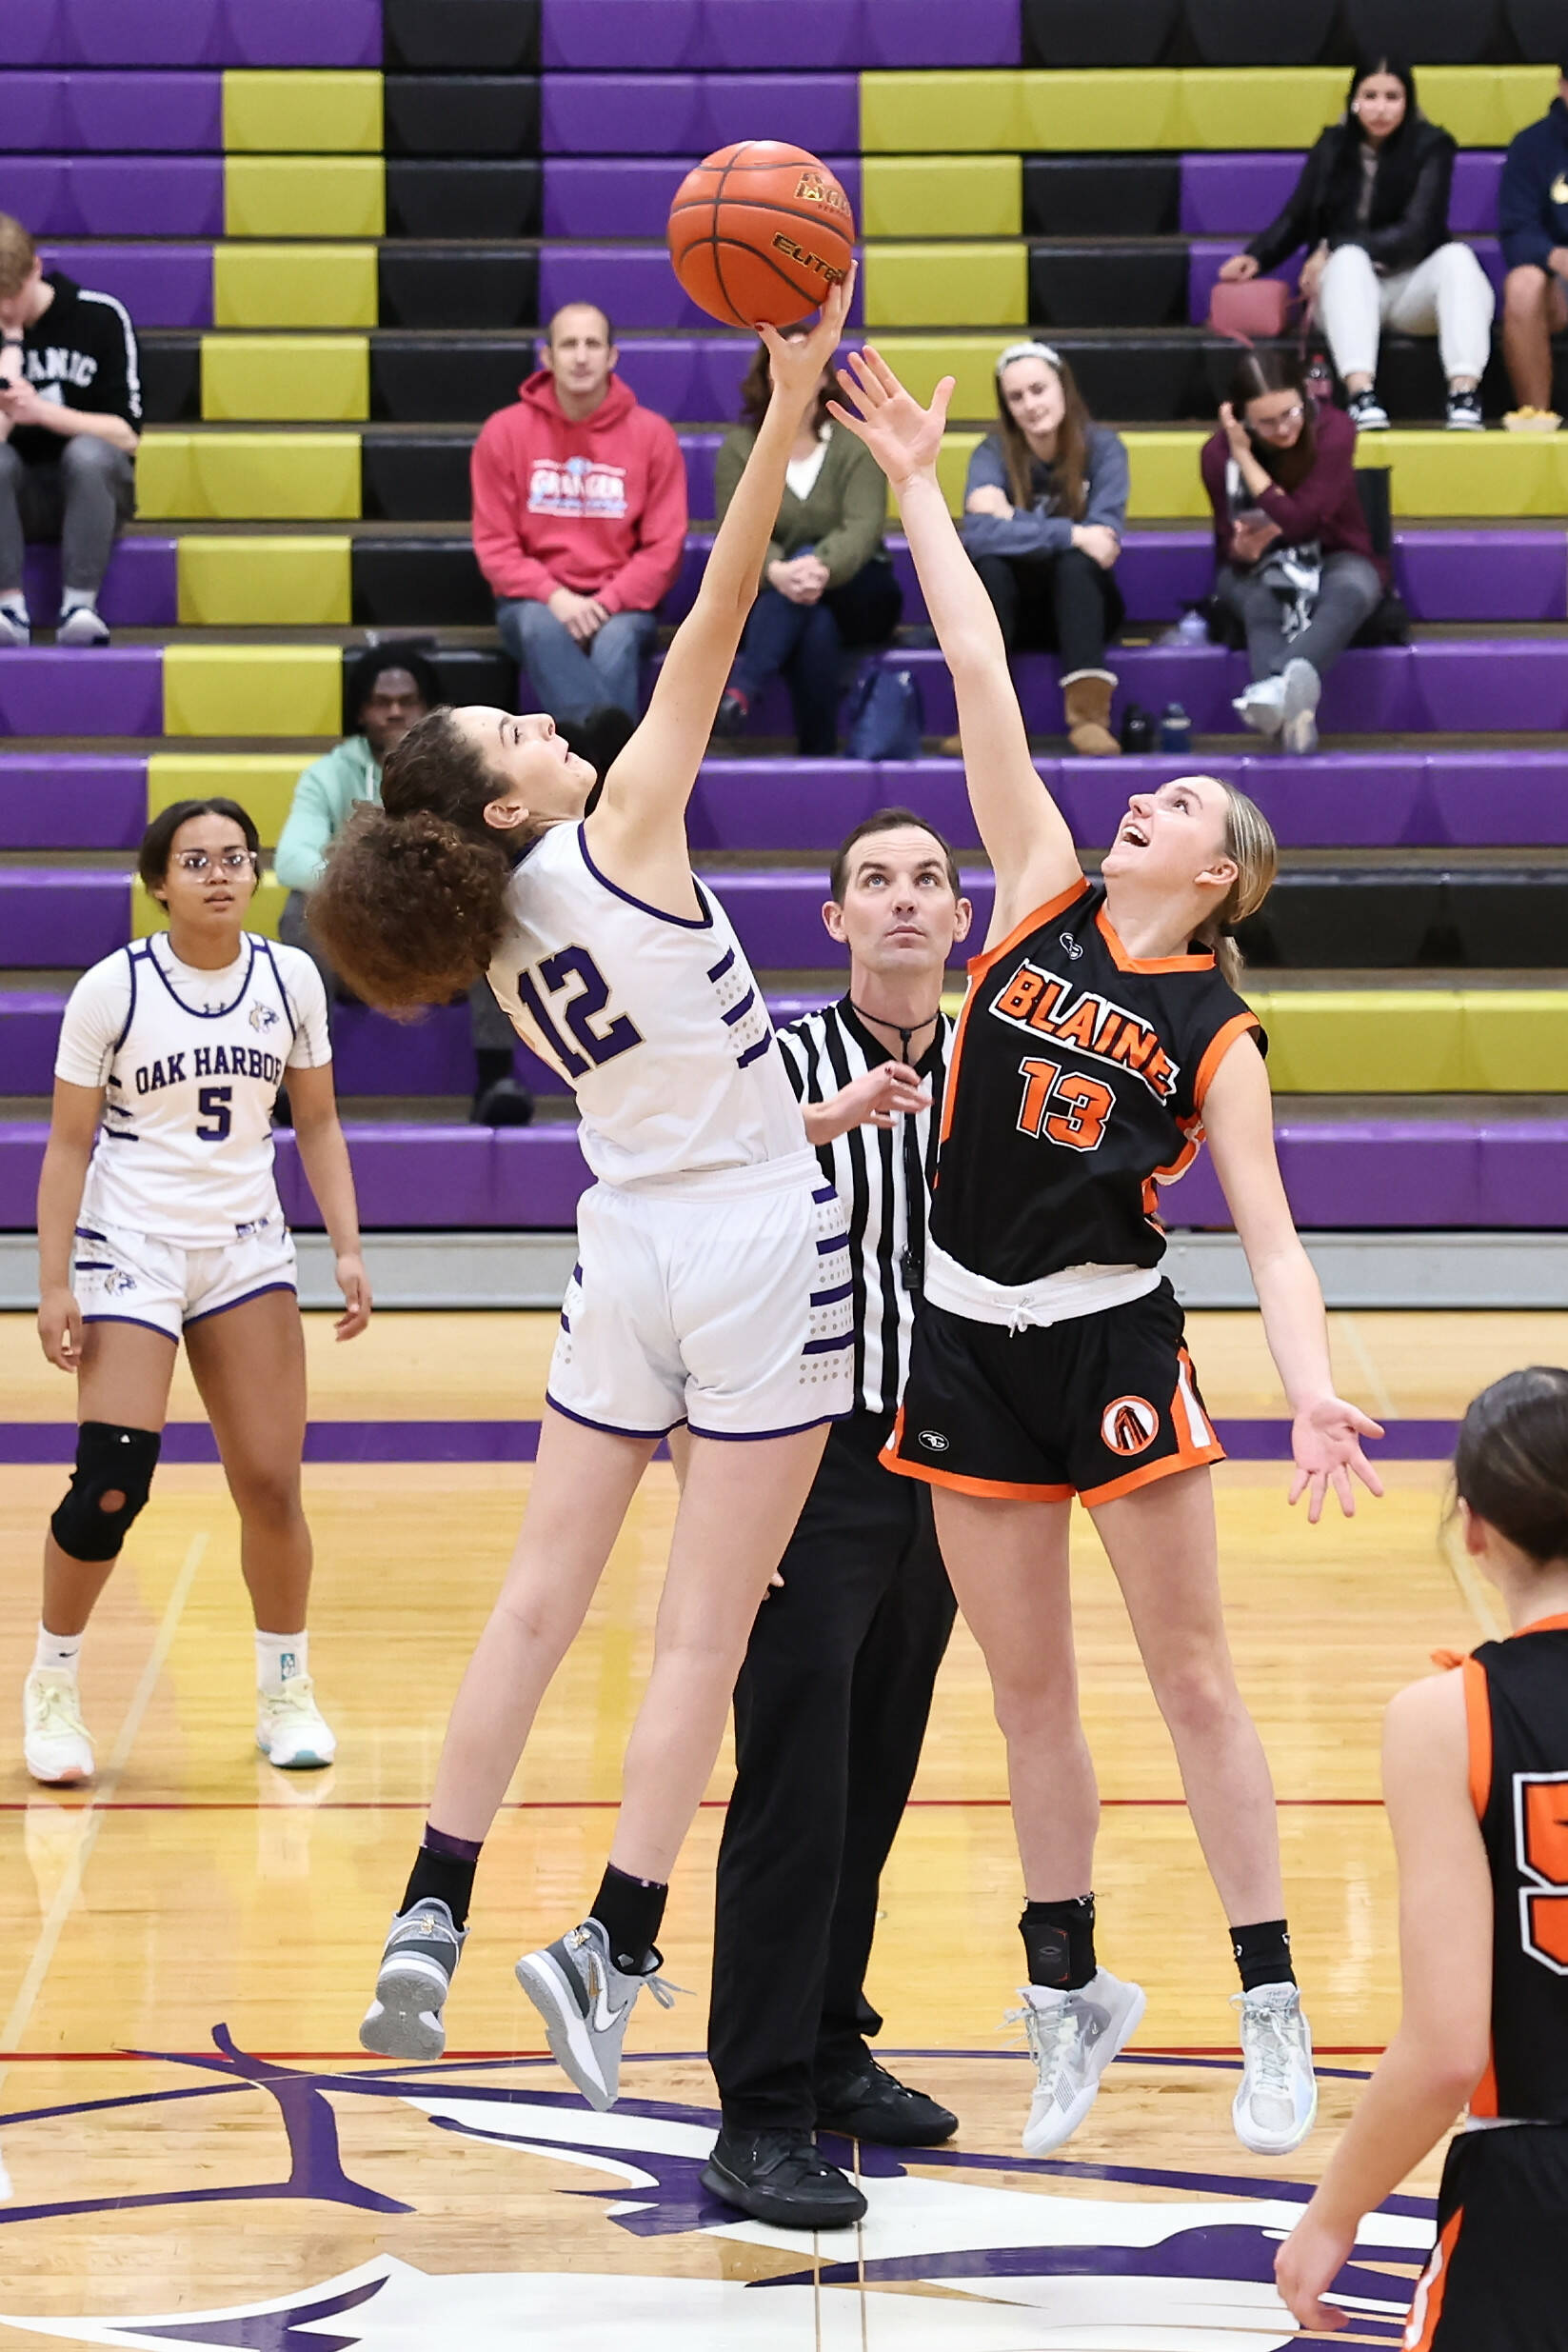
1406, 2123, 1568, 2348
885, 1278, 1223, 1507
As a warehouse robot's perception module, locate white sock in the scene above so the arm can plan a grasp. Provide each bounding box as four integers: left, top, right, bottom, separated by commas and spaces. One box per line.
33, 1624, 82, 1679
255, 1629, 308, 1695
59, 588, 96, 615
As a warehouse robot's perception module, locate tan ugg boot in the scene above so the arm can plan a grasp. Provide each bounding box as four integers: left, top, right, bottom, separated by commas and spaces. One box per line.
1062, 669, 1121, 757
938, 730, 963, 756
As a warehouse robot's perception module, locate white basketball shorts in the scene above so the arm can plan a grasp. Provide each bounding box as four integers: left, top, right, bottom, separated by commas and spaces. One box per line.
546, 1148, 854, 1442
73, 1211, 298, 1343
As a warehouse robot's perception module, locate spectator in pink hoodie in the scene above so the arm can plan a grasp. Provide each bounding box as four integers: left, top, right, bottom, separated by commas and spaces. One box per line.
471, 303, 687, 728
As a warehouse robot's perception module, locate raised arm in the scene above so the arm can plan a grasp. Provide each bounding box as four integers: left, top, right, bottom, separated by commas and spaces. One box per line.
1201, 1034, 1383, 1521
1276, 1670, 1492, 2332
829, 348, 1081, 944
586, 269, 855, 898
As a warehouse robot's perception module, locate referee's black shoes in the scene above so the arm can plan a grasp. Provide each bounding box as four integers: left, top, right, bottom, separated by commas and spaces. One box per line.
702, 2130, 867, 2229
815, 2058, 959, 2146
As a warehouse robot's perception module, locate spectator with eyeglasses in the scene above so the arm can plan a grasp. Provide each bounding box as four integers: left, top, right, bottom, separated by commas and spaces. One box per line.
951, 341, 1128, 758
1202, 351, 1388, 756
1216, 55, 1492, 433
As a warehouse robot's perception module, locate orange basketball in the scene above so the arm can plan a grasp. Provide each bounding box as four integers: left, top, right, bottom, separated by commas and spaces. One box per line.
667, 140, 855, 330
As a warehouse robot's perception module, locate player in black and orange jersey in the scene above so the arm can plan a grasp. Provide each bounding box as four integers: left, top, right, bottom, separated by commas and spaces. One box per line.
1280, 1367, 1568, 2344
829, 349, 1383, 2162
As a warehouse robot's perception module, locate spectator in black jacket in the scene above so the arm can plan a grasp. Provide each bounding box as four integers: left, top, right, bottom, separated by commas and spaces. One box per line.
1218, 57, 1493, 433
1498, 66, 1568, 431
0, 213, 139, 647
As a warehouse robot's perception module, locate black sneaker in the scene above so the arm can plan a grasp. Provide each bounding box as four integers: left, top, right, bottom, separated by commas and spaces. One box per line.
1445, 387, 1484, 432
815, 2057, 959, 2146
471, 1075, 535, 1126
702, 2128, 866, 2229
710, 688, 749, 738
1346, 388, 1389, 431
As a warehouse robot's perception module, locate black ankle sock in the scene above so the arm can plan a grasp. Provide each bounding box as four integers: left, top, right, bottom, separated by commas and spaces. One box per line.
474, 1046, 513, 1095
403, 1824, 483, 1929
1021, 1895, 1097, 1991
1231, 1918, 1296, 1992
591, 1863, 668, 1975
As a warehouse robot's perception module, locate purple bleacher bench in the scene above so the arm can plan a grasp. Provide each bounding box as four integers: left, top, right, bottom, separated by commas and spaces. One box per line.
545, 156, 862, 241
0, 871, 128, 966
542, 246, 864, 334
10, 158, 225, 238
0, 648, 162, 739
541, 0, 1018, 70
38, 243, 213, 329
1, 1118, 1560, 1234
1180, 150, 1504, 241
0, 755, 148, 851
23, 540, 177, 632
0, 0, 380, 69
1189, 237, 1505, 325
540, 73, 861, 158
0, 71, 223, 153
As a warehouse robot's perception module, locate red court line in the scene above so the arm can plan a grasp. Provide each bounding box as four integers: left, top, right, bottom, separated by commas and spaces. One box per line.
0, 1796, 1383, 1813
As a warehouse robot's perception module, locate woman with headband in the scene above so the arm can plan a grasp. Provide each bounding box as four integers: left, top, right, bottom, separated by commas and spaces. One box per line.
947, 341, 1128, 759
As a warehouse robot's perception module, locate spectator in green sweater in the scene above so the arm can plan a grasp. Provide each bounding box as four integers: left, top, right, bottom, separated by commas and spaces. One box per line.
711, 337, 903, 754
276, 644, 532, 1127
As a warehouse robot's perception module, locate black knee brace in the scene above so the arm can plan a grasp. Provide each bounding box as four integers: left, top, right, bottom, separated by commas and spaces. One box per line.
50, 1422, 161, 1564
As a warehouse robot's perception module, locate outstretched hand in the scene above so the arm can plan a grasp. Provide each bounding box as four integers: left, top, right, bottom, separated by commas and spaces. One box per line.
1288, 1394, 1385, 1524
759, 262, 857, 411
828, 346, 955, 488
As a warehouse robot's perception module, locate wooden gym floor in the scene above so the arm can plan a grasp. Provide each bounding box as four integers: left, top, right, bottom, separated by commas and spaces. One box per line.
0, 1308, 1558, 2351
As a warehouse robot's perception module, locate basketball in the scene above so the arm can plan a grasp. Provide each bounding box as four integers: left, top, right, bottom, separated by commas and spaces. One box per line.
666, 140, 855, 330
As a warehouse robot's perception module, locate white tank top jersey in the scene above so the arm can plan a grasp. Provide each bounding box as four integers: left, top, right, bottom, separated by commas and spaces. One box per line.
53, 933, 331, 1245
486, 821, 806, 1186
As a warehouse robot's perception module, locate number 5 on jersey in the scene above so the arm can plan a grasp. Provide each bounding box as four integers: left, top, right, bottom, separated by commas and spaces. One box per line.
1015, 1056, 1115, 1152
516, 946, 644, 1081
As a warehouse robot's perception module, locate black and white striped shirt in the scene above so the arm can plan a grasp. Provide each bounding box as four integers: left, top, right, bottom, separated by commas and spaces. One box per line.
777, 998, 953, 1418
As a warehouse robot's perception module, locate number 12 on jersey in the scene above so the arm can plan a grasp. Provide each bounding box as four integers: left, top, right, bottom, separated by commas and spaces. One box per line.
515, 946, 644, 1082
1015, 1056, 1115, 1152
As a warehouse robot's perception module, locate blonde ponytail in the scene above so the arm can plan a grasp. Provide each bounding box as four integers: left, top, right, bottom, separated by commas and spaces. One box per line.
1194, 783, 1278, 991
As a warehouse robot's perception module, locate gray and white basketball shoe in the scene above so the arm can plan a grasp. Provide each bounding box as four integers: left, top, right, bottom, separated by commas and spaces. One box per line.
359, 1897, 467, 2061
515, 1919, 679, 2110
1013, 1966, 1147, 2155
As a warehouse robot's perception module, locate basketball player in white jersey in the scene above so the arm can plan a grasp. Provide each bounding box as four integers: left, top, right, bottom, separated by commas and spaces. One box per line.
308, 274, 859, 2104
30, 796, 371, 1785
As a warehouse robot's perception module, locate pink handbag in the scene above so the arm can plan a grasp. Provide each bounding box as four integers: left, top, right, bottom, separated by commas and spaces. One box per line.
1207, 278, 1290, 342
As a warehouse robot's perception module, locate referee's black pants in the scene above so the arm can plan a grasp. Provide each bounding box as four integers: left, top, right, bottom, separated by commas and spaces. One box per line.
708, 1407, 956, 2136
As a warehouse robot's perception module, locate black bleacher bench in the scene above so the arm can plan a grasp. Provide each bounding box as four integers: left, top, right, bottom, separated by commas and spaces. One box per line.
387, 160, 542, 239
338, 639, 513, 730
1235, 870, 1568, 971
378, 247, 539, 331
382, 0, 540, 74
384, 76, 540, 159
1022, 0, 1558, 68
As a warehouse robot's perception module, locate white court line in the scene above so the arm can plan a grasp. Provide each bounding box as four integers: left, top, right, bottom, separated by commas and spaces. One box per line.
0, 1533, 208, 2066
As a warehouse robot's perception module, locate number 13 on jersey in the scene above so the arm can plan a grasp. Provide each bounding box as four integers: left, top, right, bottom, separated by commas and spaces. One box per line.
515, 946, 644, 1082
1015, 1055, 1115, 1152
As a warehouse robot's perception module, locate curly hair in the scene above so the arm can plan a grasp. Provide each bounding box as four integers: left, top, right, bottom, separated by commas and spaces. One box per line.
307, 708, 517, 1013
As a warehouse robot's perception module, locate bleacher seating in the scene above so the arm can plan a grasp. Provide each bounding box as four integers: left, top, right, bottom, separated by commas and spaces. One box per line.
0, 0, 1564, 1256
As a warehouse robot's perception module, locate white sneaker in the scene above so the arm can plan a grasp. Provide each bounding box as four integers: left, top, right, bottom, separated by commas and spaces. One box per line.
0, 602, 30, 648
1232, 674, 1286, 736
256, 1675, 336, 1768
1232, 1983, 1318, 2154
1013, 1966, 1146, 2156
24, 1669, 94, 1785
56, 603, 109, 647
1279, 656, 1321, 756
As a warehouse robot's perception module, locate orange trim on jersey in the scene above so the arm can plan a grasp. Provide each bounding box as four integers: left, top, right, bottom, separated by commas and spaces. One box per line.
1193, 1011, 1262, 1112
1516, 1610, 1568, 1638
965, 877, 1091, 983
937, 877, 1090, 1152
1461, 1654, 1493, 1819
1405, 2205, 1464, 2350
1096, 904, 1216, 975
882, 1447, 1075, 1505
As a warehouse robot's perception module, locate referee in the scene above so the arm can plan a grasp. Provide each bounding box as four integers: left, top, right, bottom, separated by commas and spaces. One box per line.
701, 809, 972, 2230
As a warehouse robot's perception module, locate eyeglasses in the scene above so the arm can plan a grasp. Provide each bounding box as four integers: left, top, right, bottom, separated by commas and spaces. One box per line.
1250, 404, 1305, 434
173, 847, 256, 874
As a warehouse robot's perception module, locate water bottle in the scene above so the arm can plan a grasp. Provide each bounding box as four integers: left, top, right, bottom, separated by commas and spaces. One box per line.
1120, 702, 1155, 754
1160, 702, 1193, 756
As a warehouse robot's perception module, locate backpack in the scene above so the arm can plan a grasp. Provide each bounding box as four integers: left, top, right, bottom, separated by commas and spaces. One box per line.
844, 665, 923, 761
